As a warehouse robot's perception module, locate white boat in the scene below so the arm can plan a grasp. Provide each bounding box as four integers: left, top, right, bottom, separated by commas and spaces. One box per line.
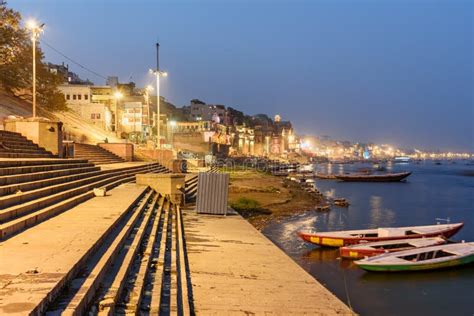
355, 242, 474, 272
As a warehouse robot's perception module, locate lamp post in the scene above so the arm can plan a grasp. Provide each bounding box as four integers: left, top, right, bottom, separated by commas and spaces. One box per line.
150, 42, 168, 149
26, 20, 44, 118
113, 91, 123, 137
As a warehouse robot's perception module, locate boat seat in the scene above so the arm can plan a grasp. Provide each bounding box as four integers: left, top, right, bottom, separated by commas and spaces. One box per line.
378, 228, 404, 237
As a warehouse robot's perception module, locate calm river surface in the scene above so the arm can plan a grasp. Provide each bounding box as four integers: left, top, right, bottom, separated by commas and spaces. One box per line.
262, 161, 474, 316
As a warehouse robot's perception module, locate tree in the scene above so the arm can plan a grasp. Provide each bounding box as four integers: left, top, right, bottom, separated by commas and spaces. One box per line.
0, 2, 67, 111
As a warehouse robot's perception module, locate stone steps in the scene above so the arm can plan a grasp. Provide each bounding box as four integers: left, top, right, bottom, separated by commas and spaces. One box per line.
0, 163, 165, 212
0, 163, 98, 185
0, 152, 55, 158
0, 165, 166, 239
0, 147, 51, 154
53, 191, 159, 315
0, 166, 104, 196
185, 175, 199, 203
74, 143, 124, 165
0, 130, 54, 158
0, 160, 90, 174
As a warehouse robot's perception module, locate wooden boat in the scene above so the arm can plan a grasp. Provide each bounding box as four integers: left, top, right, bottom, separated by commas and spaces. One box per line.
314, 173, 337, 179
335, 171, 411, 182
297, 223, 463, 247
340, 237, 446, 259
333, 198, 349, 207
355, 242, 474, 272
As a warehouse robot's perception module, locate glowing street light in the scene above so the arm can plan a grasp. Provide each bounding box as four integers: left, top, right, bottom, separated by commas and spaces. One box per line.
26, 19, 45, 118
113, 91, 123, 136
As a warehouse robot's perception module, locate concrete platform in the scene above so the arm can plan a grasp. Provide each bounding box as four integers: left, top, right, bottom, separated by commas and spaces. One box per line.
0, 183, 147, 315
183, 211, 354, 315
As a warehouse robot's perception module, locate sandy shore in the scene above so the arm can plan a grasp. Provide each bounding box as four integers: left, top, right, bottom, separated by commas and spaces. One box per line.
226, 168, 325, 230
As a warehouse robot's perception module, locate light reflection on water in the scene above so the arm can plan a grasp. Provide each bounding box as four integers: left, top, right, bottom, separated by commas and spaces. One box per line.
263, 161, 474, 315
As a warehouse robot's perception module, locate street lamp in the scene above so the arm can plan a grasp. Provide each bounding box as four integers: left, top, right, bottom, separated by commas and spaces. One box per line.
113, 91, 123, 136
150, 42, 168, 149
26, 19, 45, 118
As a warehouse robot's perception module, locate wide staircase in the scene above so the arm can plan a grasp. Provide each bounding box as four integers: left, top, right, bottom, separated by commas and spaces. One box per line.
0, 158, 168, 240
45, 190, 193, 315
0, 130, 55, 158
0, 184, 193, 315
74, 143, 125, 165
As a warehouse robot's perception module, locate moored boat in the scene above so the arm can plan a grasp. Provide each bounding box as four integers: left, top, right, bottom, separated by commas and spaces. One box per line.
393, 156, 411, 163
354, 242, 474, 272
314, 173, 337, 179
339, 237, 446, 259
297, 223, 463, 247
335, 171, 411, 182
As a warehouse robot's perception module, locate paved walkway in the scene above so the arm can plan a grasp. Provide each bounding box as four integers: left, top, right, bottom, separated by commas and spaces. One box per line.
0, 183, 147, 315
183, 211, 354, 315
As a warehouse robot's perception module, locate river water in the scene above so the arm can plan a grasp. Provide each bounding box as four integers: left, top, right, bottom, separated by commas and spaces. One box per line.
262, 161, 474, 316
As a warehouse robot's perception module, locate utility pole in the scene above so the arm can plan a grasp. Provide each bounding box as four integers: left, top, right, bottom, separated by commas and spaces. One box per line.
26, 20, 44, 118
152, 43, 167, 149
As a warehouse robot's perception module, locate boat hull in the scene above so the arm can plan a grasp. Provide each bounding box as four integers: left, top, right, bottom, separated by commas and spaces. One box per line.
298, 224, 463, 247
339, 238, 447, 259
357, 254, 474, 272
335, 172, 411, 182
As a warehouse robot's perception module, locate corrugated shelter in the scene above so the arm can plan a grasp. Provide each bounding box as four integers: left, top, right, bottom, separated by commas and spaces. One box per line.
196, 172, 229, 215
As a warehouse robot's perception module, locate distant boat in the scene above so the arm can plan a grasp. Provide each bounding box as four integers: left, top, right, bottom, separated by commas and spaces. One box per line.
297, 223, 463, 247
393, 156, 411, 163
339, 237, 447, 259
354, 242, 474, 272
314, 173, 337, 179
335, 171, 412, 182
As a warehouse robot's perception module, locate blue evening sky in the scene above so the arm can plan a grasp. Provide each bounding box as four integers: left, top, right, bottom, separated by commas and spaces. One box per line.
10, 0, 473, 151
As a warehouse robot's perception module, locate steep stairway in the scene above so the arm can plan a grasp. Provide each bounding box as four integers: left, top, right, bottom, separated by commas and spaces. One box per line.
0, 130, 55, 158
74, 143, 125, 165
0, 159, 169, 240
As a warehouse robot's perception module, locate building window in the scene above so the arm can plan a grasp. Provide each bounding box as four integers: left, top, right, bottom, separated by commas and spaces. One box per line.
84, 94, 89, 100
91, 113, 96, 119
66, 94, 70, 100
78, 94, 82, 100
73, 94, 77, 100
96, 113, 101, 119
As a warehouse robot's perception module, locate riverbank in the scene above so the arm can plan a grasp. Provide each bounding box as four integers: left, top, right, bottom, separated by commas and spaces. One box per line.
225, 168, 325, 230
183, 208, 354, 315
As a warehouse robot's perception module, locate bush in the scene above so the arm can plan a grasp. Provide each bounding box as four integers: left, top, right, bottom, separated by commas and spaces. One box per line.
230, 197, 261, 212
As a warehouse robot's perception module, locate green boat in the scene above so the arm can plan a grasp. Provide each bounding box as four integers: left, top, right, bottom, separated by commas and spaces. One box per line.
355, 242, 474, 272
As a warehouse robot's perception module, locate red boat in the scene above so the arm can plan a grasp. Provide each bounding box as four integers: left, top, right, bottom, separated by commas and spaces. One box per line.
297, 223, 463, 247
339, 237, 447, 259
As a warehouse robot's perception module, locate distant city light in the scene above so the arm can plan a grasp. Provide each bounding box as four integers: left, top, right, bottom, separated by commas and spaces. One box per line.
169, 120, 177, 127
114, 91, 123, 99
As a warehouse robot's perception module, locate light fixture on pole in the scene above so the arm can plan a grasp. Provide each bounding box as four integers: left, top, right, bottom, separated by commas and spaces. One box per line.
150, 42, 168, 149
113, 91, 123, 137
26, 19, 45, 118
